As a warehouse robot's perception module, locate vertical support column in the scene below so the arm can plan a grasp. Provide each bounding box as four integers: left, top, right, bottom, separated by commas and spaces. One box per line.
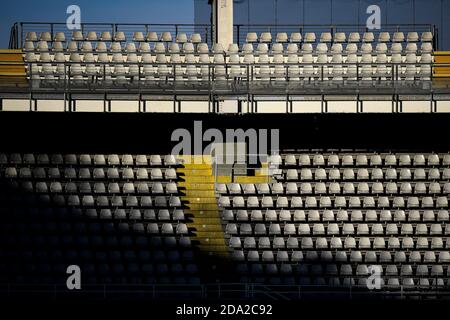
212, 0, 234, 48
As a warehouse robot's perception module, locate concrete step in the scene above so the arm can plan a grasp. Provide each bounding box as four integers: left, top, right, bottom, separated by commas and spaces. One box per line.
197, 250, 229, 258
185, 213, 223, 220
180, 176, 215, 183
234, 176, 270, 183
186, 203, 219, 211
217, 176, 232, 183
178, 168, 213, 176
184, 190, 216, 197
0, 50, 26, 78
178, 183, 215, 190
197, 243, 229, 254
189, 224, 224, 232
177, 155, 212, 165
189, 217, 223, 224
193, 230, 229, 239
183, 197, 217, 205
195, 238, 228, 246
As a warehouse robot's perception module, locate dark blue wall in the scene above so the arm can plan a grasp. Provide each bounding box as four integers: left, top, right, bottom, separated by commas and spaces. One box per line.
195, 0, 449, 50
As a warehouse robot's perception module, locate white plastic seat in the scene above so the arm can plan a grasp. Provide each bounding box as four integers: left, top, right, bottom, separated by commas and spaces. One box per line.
145, 32, 158, 42
407, 32, 419, 42
286, 43, 298, 54
96, 31, 110, 42
377, 32, 390, 42
272, 43, 284, 54
289, 32, 302, 43
114, 32, 126, 42
334, 32, 346, 43
421, 32, 433, 42
226, 43, 239, 55
190, 33, 202, 44
276, 32, 288, 43
362, 32, 374, 43
246, 32, 258, 43
302, 43, 313, 54
304, 33, 316, 43
331, 43, 343, 54
259, 32, 272, 43
255, 43, 268, 54
346, 32, 359, 43
72, 31, 84, 41
392, 32, 404, 42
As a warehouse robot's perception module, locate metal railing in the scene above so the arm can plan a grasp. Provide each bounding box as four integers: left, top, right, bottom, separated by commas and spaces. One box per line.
17, 22, 213, 48
12, 23, 438, 50
22, 60, 440, 85
233, 24, 437, 49
0, 282, 449, 300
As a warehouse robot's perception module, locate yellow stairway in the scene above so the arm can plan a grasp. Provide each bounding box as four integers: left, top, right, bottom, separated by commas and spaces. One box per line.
0, 49, 27, 86
177, 156, 272, 282
177, 156, 229, 261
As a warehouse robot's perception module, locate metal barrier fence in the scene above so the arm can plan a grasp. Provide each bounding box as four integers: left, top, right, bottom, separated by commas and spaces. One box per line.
10, 23, 438, 50
0, 282, 449, 300
233, 24, 437, 49
12, 22, 213, 49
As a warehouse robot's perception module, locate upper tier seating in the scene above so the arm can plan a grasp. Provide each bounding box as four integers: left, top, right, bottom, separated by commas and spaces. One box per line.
22, 29, 435, 83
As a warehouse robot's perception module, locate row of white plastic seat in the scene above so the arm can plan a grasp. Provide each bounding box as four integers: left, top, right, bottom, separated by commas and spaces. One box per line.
2, 223, 191, 241
26, 60, 433, 81
282, 168, 450, 180
25, 31, 434, 44
25, 31, 202, 43
28, 68, 434, 82
89, 208, 185, 221
218, 182, 450, 195
274, 153, 447, 167
235, 263, 449, 278
4, 224, 189, 239
226, 234, 450, 251
0, 154, 178, 166
23, 41, 434, 55
8, 208, 185, 221
2, 167, 178, 180
236, 274, 448, 288
0, 245, 195, 260
231, 250, 450, 266
229, 240, 450, 255
2, 194, 182, 208
222, 209, 450, 222
0, 232, 193, 250
17, 181, 179, 194
218, 195, 449, 208
25, 52, 434, 67
244, 31, 434, 44
226, 223, 450, 236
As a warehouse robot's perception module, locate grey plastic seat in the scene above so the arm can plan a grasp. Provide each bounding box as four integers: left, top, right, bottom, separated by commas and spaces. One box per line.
285, 183, 297, 194
243, 196, 255, 207
293, 210, 305, 222
257, 183, 271, 194
286, 169, 299, 180
438, 210, 449, 221
222, 210, 234, 221
298, 224, 310, 235
250, 210, 263, 221
279, 210, 291, 223
254, 224, 266, 235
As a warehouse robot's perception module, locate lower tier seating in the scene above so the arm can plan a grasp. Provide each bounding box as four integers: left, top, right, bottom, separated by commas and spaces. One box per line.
0, 153, 199, 285
219, 151, 450, 289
